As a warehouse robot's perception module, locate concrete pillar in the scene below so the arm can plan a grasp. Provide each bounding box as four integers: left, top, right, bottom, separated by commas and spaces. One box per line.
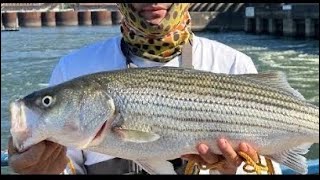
56, 11, 78, 26
78, 11, 92, 26
244, 18, 254, 32
283, 18, 296, 37
111, 11, 122, 25
295, 19, 305, 37
2, 12, 18, 28
262, 19, 268, 33
255, 17, 262, 34
268, 18, 276, 34
305, 18, 315, 38
41, 12, 56, 27
274, 19, 283, 36
315, 19, 319, 39
18, 12, 42, 27
1, 13, 4, 30
92, 10, 112, 25
244, 18, 249, 32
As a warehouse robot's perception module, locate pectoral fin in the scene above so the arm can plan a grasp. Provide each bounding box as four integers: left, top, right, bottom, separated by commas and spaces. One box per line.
114, 128, 160, 143
135, 159, 177, 174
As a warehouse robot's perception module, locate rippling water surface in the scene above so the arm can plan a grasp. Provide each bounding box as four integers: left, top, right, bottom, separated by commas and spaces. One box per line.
1, 26, 319, 174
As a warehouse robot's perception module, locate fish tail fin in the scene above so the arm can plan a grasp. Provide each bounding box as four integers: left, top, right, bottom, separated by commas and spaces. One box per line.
268, 143, 313, 174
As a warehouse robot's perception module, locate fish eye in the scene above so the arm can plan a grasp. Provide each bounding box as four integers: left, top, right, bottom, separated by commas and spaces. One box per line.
42, 95, 53, 107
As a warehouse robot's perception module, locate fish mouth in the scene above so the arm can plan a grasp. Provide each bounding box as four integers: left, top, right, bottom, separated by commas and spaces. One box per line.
10, 100, 28, 151
10, 100, 40, 152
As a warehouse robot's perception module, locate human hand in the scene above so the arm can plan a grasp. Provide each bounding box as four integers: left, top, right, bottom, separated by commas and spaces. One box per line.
8, 136, 68, 174
181, 139, 259, 174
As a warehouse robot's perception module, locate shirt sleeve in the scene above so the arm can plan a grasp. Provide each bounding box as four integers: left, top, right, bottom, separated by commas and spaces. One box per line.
63, 148, 88, 174
48, 58, 66, 86
244, 57, 258, 74
231, 52, 258, 74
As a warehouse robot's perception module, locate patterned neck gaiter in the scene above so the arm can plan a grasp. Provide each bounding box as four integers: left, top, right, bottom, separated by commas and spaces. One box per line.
117, 3, 193, 62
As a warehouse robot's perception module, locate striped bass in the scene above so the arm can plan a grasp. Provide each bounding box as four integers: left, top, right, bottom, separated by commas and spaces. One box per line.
10, 67, 319, 174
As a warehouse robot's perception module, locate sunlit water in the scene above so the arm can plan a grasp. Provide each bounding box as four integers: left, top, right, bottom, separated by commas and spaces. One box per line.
1, 26, 319, 174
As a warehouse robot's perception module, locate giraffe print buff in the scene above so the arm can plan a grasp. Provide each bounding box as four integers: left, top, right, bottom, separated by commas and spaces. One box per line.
117, 3, 193, 62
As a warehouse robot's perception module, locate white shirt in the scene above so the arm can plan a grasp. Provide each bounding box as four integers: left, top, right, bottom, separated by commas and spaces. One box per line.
49, 35, 280, 174
49, 35, 257, 85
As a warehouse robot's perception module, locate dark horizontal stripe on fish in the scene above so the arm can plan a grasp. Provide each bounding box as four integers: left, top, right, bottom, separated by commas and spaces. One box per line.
118, 85, 317, 119
109, 69, 295, 100
109, 73, 310, 113
151, 114, 319, 132
122, 97, 317, 127
148, 121, 291, 134
126, 102, 319, 132
117, 69, 303, 103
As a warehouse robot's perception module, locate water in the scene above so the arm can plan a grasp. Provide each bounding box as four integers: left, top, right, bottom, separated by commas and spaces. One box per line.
1, 26, 319, 174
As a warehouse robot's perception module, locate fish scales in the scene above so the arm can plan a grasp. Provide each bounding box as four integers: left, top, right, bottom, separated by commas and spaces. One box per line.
93, 68, 317, 122
10, 67, 319, 174
118, 86, 316, 123
71, 68, 318, 136
89, 68, 319, 154
99, 68, 317, 116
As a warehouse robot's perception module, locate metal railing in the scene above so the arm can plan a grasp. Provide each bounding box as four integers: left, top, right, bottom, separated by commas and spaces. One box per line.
188, 3, 247, 12
1, 3, 61, 12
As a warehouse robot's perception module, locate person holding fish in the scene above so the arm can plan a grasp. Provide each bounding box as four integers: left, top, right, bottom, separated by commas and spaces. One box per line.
8, 3, 283, 174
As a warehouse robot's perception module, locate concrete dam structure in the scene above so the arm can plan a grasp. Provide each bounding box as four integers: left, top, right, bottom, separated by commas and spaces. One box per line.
1, 3, 319, 39
188, 3, 248, 31
1, 3, 121, 30
1, 3, 246, 31
244, 3, 319, 39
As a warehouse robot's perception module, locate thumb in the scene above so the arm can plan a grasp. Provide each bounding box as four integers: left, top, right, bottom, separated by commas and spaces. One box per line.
8, 136, 18, 156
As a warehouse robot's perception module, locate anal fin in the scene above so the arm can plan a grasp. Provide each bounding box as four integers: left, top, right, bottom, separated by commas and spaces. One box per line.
268, 143, 313, 174
135, 159, 177, 174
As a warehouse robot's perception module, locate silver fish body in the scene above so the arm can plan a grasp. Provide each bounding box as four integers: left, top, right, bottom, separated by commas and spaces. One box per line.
10, 67, 319, 174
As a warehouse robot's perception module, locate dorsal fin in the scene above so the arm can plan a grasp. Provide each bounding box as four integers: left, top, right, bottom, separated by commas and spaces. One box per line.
241, 71, 305, 100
